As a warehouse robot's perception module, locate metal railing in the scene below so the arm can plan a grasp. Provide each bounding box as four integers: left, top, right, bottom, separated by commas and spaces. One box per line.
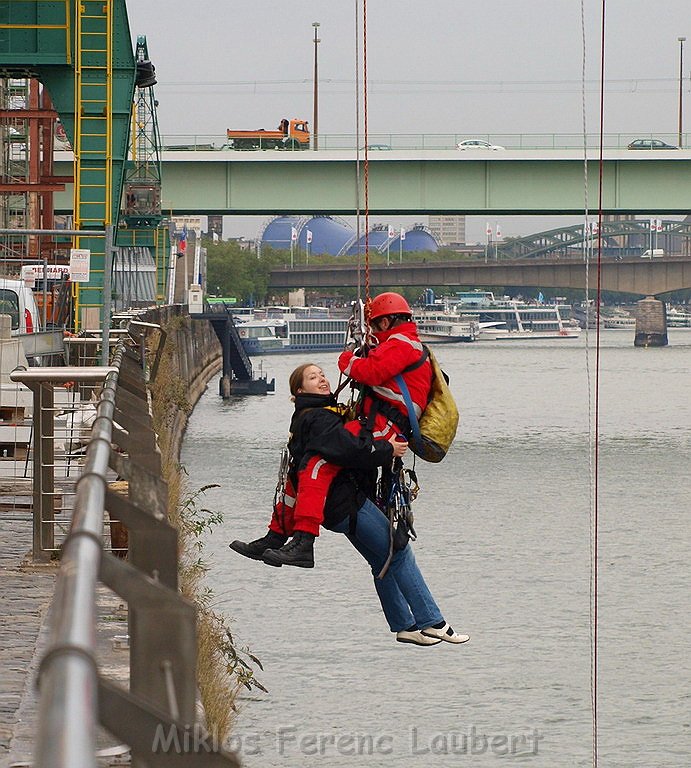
23, 336, 238, 768
156, 131, 691, 152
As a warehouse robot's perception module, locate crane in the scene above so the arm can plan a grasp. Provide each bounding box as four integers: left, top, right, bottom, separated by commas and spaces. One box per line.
116, 36, 170, 307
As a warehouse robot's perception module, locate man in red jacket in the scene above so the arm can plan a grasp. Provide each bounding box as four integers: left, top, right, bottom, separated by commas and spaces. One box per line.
338, 292, 432, 441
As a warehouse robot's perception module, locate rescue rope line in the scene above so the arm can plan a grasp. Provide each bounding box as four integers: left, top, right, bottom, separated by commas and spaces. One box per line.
579, 2, 597, 764
361, 0, 371, 309
591, 4, 607, 764
354, 0, 362, 302
580, 2, 607, 766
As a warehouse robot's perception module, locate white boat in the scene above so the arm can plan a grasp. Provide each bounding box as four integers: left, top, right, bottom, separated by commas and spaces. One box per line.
439, 291, 581, 340
666, 306, 691, 328
603, 313, 636, 329
414, 312, 479, 343
232, 306, 349, 355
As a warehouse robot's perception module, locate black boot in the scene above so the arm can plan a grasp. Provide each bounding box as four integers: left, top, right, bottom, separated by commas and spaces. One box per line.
229, 530, 288, 561
262, 531, 315, 568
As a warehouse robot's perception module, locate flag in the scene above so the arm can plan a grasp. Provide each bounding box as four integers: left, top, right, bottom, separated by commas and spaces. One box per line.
591, 221, 599, 235
179, 224, 187, 253
537, 291, 545, 303
400, 227, 406, 241
306, 229, 313, 244
656, 219, 663, 232
496, 223, 502, 239
387, 224, 395, 239
649, 218, 656, 230
486, 222, 492, 237
291, 226, 298, 242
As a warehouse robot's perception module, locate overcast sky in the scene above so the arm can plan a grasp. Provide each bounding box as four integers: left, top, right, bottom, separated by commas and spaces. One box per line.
126, 1, 691, 241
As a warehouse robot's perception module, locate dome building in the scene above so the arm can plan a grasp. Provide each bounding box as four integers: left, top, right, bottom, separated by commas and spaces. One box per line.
345, 224, 439, 256
259, 217, 439, 256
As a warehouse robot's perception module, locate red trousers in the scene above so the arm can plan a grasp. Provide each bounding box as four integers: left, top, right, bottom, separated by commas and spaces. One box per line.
269, 420, 368, 537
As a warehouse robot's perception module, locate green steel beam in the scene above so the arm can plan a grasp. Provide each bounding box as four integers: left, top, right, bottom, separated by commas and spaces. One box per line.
53, 151, 691, 216
0, 0, 136, 323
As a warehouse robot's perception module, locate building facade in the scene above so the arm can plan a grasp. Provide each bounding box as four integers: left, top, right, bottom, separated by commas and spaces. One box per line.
428, 215, 466, 246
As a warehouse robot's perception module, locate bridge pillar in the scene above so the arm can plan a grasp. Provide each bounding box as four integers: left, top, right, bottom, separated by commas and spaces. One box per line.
634, 296, 668, 347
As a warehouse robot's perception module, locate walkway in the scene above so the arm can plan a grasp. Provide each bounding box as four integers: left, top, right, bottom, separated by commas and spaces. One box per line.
0, 503, 55, 768
0, 489, 129, 768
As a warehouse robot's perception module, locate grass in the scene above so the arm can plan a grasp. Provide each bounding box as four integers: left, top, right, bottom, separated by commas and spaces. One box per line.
145, 311, 264, 742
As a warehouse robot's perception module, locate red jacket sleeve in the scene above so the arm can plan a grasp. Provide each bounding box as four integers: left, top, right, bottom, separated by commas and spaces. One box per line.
337, 337, 422, 386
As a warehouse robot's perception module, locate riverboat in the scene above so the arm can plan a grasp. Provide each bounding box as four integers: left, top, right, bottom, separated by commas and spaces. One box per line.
603, 313, 636, 329
442, 291, 581, 340
414, 312, 479, 343
666, 307, 691, 327
234, 306, 349, 355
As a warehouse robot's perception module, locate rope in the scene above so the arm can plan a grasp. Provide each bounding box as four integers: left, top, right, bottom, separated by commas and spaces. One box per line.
361, 0, 371, 311
581, 2, 604, 765
579, 3, 596, 765
354, 0, 362, 302
587, 3, 607, 766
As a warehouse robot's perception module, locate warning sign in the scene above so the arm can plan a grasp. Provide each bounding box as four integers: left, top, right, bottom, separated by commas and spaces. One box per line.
69, 249, 91, 282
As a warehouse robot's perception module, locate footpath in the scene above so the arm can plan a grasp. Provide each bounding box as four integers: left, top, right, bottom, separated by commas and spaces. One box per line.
0, 507, 130, 768
0, 510, 56, 768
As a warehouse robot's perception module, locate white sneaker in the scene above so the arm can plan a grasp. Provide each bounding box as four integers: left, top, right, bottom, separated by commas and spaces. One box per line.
421, 622, 470, 644
396, 629, 441, 646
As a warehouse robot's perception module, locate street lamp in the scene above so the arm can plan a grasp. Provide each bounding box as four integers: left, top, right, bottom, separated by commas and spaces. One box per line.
312, 22, 320, 151
678, 36, 686, 148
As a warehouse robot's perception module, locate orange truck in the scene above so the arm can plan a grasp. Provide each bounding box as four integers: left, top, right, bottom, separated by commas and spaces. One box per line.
226, 117, 310, 150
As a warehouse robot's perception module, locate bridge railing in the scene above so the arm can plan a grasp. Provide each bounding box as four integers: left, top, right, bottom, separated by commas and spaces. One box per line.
27, 336, 238, 768
159, 131, 689, 152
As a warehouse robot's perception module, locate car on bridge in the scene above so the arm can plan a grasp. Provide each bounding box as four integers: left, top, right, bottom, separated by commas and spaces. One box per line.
456, 139, 505, 151
627, 138, 679, 150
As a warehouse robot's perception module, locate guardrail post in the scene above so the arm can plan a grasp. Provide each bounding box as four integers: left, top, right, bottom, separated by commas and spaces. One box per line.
99, 555, 198, 732
11, 367, 118, 561
35, 382, 55, 558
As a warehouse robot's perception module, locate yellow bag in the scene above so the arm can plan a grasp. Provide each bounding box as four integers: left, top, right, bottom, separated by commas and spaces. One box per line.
395, 347, 459, 463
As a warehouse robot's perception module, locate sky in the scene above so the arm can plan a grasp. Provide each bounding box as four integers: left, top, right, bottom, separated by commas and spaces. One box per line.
126, 1, 691, 242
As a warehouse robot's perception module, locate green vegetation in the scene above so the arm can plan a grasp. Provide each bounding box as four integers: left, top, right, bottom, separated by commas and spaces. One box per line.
205, 238, 447, 305
147, 314, 264, 742
205, 239, 690, 307
176, 483, 266, 738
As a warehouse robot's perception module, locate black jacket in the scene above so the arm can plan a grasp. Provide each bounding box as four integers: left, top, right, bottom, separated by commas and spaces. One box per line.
289, 393, 391, 529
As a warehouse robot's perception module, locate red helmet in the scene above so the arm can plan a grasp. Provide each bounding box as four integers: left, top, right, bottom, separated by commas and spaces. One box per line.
368, 292, 412, 321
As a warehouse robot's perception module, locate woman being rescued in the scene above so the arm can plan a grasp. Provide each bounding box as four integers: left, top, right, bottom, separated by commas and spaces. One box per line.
229, 356, 469, 647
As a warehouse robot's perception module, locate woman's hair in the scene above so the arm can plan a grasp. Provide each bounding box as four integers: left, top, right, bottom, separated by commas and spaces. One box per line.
289, 362, 318, 396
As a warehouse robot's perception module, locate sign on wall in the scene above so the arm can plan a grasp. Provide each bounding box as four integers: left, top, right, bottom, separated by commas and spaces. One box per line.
69, 249, 91, 282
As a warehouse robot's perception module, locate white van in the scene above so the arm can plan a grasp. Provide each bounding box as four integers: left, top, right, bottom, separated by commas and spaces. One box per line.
0, 279, 40, 335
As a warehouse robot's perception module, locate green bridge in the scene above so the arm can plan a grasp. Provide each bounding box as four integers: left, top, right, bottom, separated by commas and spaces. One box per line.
50, 149, 691, 216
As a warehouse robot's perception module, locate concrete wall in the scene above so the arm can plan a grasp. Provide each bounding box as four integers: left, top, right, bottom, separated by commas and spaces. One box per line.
138, 305, 221, 461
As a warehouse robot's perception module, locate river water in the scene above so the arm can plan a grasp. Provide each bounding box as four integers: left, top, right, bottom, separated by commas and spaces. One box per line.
181, 331, 691, 768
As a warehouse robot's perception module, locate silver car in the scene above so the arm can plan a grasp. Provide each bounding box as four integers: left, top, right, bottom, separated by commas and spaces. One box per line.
456, 139, 505, 151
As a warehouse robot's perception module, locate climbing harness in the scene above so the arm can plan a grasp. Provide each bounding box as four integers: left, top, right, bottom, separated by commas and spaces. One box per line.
272, 445, 294, 534
376, 459, 419, 579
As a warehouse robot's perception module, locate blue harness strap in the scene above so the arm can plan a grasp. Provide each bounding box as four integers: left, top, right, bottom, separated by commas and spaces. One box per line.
394, 374, 422, 445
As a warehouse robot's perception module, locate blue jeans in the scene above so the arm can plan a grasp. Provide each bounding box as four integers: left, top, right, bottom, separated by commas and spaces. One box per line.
332, 498, 444, 633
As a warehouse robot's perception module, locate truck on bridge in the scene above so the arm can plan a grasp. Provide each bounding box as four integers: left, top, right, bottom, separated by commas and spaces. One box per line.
226, 117, 310, 150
